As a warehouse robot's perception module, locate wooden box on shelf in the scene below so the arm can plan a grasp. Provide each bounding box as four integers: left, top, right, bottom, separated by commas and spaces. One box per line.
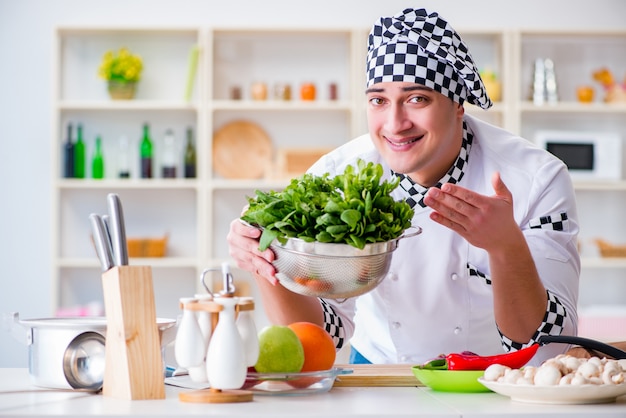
127, 236, 168, 258
274, 147, 333, 179
595, 239, 626, 258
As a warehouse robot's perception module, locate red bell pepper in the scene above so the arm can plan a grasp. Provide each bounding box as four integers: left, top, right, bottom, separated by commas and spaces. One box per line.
420, 344, 539, 371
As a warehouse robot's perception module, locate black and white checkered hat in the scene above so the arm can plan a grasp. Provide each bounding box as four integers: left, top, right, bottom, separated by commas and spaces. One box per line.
366, 8, 492, 109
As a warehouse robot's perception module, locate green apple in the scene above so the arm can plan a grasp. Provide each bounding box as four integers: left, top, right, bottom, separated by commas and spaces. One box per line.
255, 325, 305, 373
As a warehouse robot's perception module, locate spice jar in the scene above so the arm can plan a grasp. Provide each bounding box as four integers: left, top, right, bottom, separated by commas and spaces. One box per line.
329, 83, 338, 101
300, 82, 316, 101
251, 82, 268, 101
576, 85, 594, 103
230, 86, 242, 100
274, 83, 291, 101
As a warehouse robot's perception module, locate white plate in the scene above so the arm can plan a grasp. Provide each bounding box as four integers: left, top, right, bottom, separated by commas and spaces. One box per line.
478, 378, 626, 404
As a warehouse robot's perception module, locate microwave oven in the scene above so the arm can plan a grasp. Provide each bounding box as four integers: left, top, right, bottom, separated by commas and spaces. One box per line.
535, 130, 623, 180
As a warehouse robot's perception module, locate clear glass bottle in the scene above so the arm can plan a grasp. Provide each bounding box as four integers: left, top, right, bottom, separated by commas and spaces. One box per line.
117, 135, 131, 179
74, 123, 85, 178
161, 129, 177, 178
91, 135, 104, 179
184, 127, 196, 178
140, 123, 153, 178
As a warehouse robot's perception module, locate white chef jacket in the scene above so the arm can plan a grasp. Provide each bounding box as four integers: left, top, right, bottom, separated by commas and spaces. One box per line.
308, 114, 580, 366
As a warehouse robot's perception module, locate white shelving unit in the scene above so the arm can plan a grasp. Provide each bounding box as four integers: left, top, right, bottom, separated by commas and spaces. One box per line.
51, 26, 626, 331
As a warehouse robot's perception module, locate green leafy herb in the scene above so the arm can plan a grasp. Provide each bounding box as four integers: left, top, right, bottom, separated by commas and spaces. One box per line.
241, 159, 414, 251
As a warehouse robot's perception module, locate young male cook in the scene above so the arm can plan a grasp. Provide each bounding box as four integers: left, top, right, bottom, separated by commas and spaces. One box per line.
227, 7, 580, 365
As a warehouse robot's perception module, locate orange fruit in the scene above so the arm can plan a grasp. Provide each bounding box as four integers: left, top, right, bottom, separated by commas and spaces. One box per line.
288, 322, 336, 372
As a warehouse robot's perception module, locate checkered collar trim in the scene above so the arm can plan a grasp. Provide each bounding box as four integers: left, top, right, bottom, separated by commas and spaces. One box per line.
393, 121, 473, 209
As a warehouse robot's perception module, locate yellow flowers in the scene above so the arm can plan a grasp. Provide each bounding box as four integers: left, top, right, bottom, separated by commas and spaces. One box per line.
98, 47, 143, 83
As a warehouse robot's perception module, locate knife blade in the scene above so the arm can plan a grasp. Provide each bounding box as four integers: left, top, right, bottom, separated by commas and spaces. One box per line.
107, 193, 129, 266
89, 213, 114, 271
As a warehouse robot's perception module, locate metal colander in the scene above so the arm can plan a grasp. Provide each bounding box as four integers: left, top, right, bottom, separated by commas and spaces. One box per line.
270, 226, 421, 299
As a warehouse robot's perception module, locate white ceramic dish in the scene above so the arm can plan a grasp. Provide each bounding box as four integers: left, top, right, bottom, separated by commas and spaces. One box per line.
478, 378, 626, 404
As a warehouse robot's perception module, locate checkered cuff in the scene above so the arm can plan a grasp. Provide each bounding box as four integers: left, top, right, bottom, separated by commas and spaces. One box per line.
499, 289, 567, 351
529, 212, 568, 231
320, 298, 345, 350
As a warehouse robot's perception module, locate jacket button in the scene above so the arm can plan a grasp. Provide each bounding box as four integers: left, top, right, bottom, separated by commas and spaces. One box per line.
451, 273, 459, 281
454, 326, 462, 335
391, 321, 401, 329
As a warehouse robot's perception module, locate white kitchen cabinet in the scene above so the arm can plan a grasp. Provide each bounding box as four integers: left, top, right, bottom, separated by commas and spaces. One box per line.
53, 26, 625, 330
52, 27, 205, 320
514, 30, 626, 340
51, 27, 365, 325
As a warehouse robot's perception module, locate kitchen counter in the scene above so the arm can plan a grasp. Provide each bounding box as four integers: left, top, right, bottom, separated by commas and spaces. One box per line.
2, 369, 626, 417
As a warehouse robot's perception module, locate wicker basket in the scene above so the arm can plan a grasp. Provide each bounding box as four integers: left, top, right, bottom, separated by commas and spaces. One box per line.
595, 239, 626, 258
127, 236, 168, 258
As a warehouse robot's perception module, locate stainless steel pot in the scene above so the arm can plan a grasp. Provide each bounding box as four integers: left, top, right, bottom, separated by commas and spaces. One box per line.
5, 312, 176, 390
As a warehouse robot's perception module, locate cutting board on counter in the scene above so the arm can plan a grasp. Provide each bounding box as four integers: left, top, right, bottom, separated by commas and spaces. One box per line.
333, 364, 422, 387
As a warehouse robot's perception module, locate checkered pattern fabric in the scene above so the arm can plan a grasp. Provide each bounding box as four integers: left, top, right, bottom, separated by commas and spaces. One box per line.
366, 8, 492, 109
529, 212, 569, 231
500, 290, 568, 351
468, 263, 491, 285
394, 120, 473, 208
320, 298, 345, 350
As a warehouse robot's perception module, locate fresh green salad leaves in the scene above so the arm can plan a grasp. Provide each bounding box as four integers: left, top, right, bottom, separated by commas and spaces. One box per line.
241, 159, 415, 251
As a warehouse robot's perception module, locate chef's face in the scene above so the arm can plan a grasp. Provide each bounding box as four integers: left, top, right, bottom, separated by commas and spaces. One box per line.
366, 82, 465, 187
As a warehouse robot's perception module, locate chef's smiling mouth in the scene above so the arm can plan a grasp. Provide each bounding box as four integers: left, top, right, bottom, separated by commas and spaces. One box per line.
386, 135, 423, 146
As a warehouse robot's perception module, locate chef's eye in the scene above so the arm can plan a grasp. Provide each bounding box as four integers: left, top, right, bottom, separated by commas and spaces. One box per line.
409, 95, 427, 104
368, 97, 384, 106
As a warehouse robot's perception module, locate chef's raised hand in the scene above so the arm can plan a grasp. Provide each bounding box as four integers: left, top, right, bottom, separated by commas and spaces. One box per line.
423, 172, 519, 252
227, 219, 278, 285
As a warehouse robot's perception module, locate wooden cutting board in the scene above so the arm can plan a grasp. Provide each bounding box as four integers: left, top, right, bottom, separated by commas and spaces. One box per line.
212, 120, 272, 179
333, 364, 422, 387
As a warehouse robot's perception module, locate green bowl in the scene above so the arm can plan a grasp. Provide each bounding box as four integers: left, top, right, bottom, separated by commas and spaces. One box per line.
411, 367, 491, 393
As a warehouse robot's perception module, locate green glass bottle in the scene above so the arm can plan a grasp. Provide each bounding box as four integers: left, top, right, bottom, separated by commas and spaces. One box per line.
74, 124, 86, 179
140, 123, 153, 178
184, 127, 196, 178
92, 135, 104, 179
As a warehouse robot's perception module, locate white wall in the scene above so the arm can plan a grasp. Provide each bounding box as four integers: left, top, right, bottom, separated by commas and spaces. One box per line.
0, 0, 624, 367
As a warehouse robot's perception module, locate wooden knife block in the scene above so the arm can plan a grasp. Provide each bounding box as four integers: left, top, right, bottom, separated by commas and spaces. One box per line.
101, 265, 165, 400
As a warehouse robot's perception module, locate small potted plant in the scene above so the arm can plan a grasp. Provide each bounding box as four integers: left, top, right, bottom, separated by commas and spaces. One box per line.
98, 47, 143, 100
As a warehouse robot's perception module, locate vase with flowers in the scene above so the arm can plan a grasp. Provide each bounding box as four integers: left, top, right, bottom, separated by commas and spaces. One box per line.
98, 47, 143, 100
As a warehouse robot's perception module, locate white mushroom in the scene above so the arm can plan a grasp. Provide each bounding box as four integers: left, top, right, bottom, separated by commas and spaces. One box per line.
560, 355, 583, 373
577, 361, 601, 379
559, 374, 574, 385
611, 372, 625, 384
502, 368, 524, 384
483, 364, 510, 382
543, 358, 568, 376
522, 366, 537, 381
570, 374, 588, 385
533, 364, 562, 386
